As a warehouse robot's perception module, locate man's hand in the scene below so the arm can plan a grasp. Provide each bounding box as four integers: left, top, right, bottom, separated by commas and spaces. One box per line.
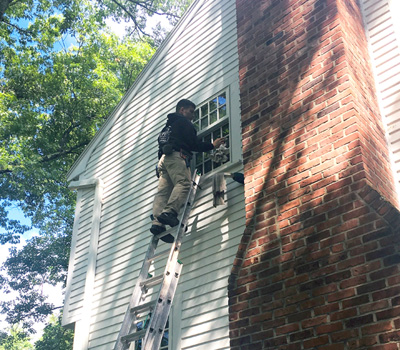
213, 137, 226, 148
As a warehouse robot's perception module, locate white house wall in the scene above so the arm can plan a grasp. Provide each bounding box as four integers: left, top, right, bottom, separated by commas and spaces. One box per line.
360, 0, 400, 202
63, 0, 245, 349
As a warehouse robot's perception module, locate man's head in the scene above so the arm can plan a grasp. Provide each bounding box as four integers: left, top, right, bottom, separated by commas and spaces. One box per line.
176, 99, 196, 120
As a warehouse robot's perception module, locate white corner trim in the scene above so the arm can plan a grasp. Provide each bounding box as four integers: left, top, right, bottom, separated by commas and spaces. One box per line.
62, 187, 84, 328
62, 178, 104, 343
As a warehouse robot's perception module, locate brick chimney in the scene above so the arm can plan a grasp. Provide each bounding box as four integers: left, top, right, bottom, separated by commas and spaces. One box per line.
229, 0, 400, 349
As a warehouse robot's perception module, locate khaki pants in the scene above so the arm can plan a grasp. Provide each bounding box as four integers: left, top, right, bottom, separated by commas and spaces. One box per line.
152, 152, 191, 226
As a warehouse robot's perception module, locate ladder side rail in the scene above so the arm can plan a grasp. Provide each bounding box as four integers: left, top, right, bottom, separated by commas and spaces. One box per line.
156, 171, 200, 297
142, 171, 200, 350
114, 237, 159, 350
143, 262, 183, 350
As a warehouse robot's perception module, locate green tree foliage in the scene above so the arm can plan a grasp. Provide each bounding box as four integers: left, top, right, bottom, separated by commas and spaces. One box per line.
0, 0, 192, 42
34, 314, 73, 350
96, 0, 192, 37
0, 0, 193, 334
0, 0, 165, 331
1, 235, 70, 330
0, 325, 33, 350
0, 18, 156, 245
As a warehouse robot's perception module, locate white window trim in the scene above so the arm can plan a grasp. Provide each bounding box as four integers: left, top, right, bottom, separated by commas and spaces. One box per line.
189, 76, 242, 176
194, 88, 231, 174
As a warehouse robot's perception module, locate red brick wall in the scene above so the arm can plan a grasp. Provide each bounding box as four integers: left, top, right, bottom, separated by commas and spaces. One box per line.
230, 0, 400, 349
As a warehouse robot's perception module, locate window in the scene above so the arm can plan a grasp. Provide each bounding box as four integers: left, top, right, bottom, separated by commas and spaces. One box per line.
135, 315, 169, 350
193, 90, 230, 174
160, 319, 169, 350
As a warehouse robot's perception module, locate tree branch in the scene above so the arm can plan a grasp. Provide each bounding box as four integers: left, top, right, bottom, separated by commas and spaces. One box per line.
0, 17, 34, 35
125, 0, 180, 19
111, 0, 151, 37
40, 142, 89, 163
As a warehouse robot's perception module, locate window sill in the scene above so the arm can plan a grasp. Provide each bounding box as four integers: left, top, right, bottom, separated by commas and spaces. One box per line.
197, 159, 243, 185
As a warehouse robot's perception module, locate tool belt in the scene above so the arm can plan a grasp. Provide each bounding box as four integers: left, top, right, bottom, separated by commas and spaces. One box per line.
177, 148, 192, 168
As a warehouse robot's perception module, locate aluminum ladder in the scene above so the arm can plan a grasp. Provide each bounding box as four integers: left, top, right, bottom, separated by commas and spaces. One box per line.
113, 171, 201, 350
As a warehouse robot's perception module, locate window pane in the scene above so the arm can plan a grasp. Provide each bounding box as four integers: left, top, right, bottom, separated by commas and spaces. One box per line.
222, 123, 230, 147
160, 319, 169, 349
201, 104, 208, 117
201, 117, 208, 129
222, 123, 229, 137
193, 121, 199, 131
210, 98, 217, 112
213, 128, 221, 140
204, 134, 212, 144
210, 110, 218, 124
219, 105, 226, 118
204, 160, 212, 173
218, 93, 226, 106
196, 152, 202, 165
194, 109, 199, 121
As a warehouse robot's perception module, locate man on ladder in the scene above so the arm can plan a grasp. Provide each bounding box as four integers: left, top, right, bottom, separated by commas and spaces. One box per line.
151, 99, 225, 242
114, 99, 225, 350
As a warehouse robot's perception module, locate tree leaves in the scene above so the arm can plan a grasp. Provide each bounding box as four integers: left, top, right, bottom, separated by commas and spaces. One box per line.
34, 314, 73, 350
0, 0, 192, 42
0, 1, 157, 331
1, 234, 68, 331
0, 324, 33, 350
0, 0, 193, 335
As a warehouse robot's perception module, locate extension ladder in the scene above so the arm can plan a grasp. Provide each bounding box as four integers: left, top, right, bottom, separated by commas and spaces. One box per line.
113, 171, 201, 350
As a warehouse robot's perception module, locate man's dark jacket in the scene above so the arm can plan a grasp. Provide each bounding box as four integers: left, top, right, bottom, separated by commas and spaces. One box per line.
159, 112, 214, 158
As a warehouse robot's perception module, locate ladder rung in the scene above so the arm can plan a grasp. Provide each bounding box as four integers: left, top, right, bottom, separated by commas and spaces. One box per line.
130, 300, 156, 315
121, 329, 146, 344
148, 249, 170, 263
155, 230, 175, 241
140, 274, 163, 289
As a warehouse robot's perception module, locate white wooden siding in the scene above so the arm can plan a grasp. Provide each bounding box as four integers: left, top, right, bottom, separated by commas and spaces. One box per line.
360, 0, 400, 202
63, 0, 244, 349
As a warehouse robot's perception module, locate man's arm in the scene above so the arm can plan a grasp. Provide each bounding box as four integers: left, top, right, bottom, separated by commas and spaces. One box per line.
213, 138, 225, 149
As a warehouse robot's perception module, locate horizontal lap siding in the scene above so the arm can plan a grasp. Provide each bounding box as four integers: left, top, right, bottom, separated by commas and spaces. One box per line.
361, 0, 400, 199
76, 0, 243, 349
178, 181, 244, 350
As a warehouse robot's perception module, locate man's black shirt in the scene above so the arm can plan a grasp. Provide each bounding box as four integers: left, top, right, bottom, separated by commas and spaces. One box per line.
160, 112, 214, 157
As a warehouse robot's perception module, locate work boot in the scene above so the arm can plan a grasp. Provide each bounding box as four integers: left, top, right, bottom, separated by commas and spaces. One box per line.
150, 225, 174, 243
157, 212, 179, 227
150, 225, 165, 235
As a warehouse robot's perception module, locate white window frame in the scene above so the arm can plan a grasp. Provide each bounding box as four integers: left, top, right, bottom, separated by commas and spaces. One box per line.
190, 79, 242, 176
193, 89, 231, 174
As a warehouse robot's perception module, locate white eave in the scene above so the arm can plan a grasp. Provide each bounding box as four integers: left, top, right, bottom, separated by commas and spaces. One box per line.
66, 0, 203, 182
